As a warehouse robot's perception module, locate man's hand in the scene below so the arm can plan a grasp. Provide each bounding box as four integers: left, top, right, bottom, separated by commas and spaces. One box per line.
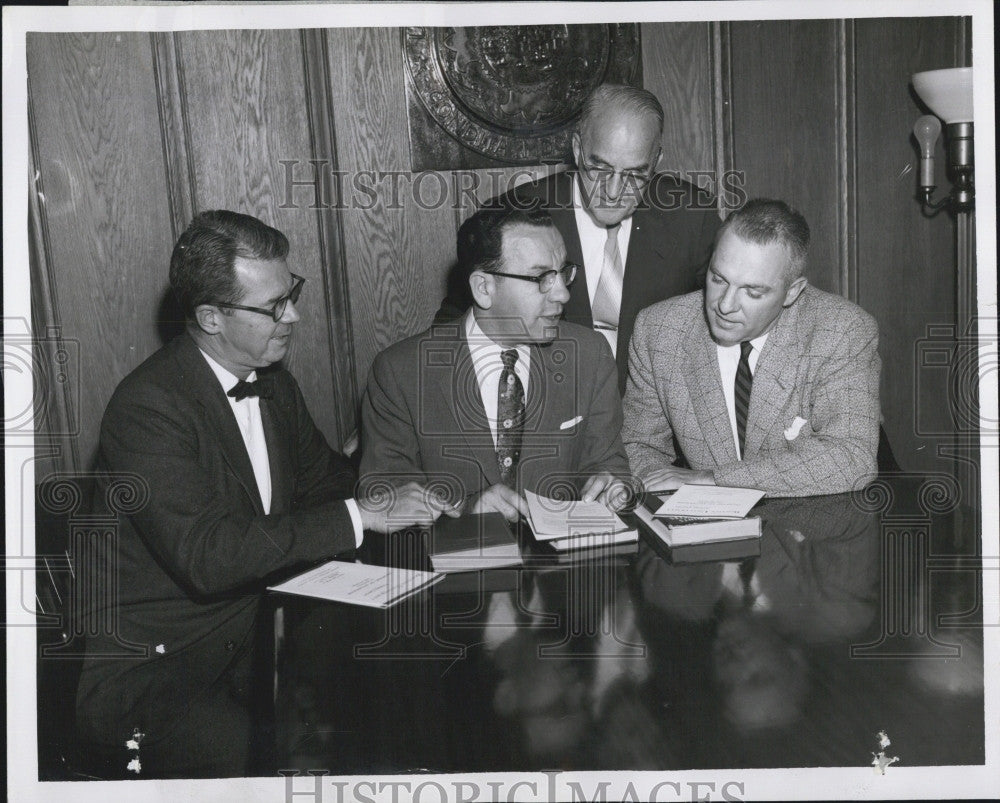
468, 484, 528, 523
357, 481, 460, 533
580, 473, 632, 511
643, 467, 716, 493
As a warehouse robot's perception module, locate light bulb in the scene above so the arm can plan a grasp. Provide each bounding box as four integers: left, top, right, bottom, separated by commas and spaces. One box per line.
913, 115, 941, 188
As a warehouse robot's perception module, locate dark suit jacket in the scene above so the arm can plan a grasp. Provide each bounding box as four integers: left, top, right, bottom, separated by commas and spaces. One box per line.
359, 318, 630, 500
437, 170, 722, 392
76, 333, 358, 748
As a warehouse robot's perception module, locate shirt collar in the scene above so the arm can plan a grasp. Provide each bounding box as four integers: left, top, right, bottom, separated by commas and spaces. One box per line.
464, 309, 531, 367
197, 348, 257, 395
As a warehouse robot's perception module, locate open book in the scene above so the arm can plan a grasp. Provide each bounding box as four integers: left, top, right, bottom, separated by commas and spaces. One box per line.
524, 490, 638, 551
635, 485, 763, 563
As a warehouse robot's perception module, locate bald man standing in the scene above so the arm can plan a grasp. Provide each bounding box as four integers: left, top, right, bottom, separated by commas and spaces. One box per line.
437, 83, 722, 393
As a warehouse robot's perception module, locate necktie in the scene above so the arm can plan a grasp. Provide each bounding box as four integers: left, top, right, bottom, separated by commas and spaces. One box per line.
496, 349, 524, 487
228, 376, 273, 401
734, 341, 753, 459
591, 224, 624, 352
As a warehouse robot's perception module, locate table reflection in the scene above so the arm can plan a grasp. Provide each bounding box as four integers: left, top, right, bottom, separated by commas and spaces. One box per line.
274, 476, 984, 773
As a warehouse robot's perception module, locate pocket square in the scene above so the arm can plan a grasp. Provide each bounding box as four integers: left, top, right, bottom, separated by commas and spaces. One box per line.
560, 415, 583, 430
784, 416, 809, 441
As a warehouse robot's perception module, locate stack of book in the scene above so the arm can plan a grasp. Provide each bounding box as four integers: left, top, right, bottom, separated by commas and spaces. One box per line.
524, 490, 638, 552
634, 484, 764, 563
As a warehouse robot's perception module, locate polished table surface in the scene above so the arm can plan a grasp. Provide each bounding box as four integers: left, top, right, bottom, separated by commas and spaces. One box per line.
271, 474, 985, 774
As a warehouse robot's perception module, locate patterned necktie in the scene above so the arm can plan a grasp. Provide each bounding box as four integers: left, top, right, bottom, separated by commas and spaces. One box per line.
591, 223, 624, 336
496, 349, 525, 487
734, 341, 753, 459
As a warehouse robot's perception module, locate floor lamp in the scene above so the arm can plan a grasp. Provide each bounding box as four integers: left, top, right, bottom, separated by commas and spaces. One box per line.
911, 67, 977, 510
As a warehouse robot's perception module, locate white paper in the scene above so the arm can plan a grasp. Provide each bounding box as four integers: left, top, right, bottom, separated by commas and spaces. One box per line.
654, 483, 765, 519
268, 560, 443, 608
524, 490, 629, 540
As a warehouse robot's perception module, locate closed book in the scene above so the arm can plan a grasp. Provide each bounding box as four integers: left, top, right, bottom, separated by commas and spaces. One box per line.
426, 512, 523, 572
547, 528, 639, 552
635, 495, 761, 564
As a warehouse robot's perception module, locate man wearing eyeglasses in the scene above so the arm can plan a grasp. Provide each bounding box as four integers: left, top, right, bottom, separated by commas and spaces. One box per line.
437, 83, 721, 394
362, 206, 631, 521
76, 210, 452, 778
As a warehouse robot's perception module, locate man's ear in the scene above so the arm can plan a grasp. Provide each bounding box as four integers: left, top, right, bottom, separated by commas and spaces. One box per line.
469, 270, 494, 310
193, 304, 224, 334
571, 132, 582, 166
782, 276, 808, 308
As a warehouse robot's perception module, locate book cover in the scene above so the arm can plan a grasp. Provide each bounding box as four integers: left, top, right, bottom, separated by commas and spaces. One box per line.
426, 512, 522, 572
635, 495, 761, 563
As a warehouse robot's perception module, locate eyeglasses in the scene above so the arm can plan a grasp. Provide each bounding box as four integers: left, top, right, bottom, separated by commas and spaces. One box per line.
214, 274, 305, 322
489, 264, 578, 293
578, 150, 660, 187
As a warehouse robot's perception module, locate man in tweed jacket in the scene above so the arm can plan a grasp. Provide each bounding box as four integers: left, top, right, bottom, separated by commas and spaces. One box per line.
622, 199, 880, 497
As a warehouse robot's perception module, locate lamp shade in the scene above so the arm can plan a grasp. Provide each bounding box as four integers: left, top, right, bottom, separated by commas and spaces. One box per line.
912, 67, 974, 123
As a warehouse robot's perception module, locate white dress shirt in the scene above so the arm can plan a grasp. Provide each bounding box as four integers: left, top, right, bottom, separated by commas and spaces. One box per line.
465, 309, 531, 447
199, 349, 363, 545
716, 333, 768, 460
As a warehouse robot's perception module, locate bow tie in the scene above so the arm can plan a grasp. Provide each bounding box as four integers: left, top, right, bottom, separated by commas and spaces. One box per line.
228, 377, 273, 401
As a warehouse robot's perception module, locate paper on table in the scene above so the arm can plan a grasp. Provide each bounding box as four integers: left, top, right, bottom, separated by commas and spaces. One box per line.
524, 489, 629, 540
654, 484, 765, 519
268, 560, 443, 609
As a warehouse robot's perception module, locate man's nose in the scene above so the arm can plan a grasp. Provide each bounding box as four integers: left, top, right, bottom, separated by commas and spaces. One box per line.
548, 274, 571, 304
718, 287, 740, 315
603, 170, 628, 200
280, 299, 301, 323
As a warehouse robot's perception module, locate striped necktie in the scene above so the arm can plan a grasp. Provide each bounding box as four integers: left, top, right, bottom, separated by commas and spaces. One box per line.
735, 341, 753, 459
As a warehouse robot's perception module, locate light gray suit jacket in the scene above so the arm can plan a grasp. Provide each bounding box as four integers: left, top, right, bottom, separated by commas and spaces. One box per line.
622, 286, 880, 497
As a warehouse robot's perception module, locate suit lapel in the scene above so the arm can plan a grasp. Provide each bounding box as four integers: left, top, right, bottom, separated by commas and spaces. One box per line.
682, 314, 740, 466
439, 338, 502, 488
175, 335, 265, 514
548, 172, 593, 329
618, 206, 668, 355
518, 340, 570, 489
745, 304, 802, 459
259, 391, 292, 515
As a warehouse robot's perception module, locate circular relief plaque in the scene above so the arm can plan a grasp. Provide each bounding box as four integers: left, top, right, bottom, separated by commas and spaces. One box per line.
403, 24, 641, 165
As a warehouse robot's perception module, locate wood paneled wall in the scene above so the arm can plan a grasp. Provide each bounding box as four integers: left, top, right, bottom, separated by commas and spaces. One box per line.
27, 18, 969, 481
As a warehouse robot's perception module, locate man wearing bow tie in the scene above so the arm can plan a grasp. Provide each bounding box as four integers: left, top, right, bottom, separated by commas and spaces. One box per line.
361, 205, 631, 520
75, 210, 450, 778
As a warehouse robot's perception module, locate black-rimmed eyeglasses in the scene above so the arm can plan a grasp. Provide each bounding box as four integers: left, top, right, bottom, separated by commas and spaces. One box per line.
489, 264, 578, 293
213, 274, 305, 322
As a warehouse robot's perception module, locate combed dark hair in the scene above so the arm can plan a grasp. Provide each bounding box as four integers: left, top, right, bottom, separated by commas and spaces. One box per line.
456, 204, 555, 279
579, 83, 664, 138
169, 210, 289, 319
720, 198, 810, 279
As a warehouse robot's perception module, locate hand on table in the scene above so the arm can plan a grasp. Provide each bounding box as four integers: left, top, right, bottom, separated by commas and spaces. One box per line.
643, 467, 716, 493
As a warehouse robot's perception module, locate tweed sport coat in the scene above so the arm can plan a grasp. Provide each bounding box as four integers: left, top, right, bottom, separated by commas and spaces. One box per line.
622, 286, 880, 497
359, 319, 630, 501
75, 333, 358, 749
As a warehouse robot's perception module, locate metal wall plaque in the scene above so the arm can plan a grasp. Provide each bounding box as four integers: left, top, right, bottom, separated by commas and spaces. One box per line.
402, 24, 642, 171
